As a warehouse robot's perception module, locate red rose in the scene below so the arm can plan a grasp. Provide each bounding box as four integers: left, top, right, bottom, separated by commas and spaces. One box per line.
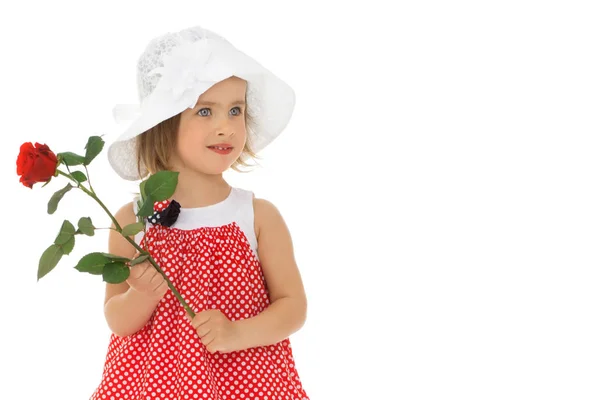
16, 142, 58, 188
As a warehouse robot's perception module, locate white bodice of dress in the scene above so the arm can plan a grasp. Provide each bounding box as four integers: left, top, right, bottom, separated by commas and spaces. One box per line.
132, 186, 258, 256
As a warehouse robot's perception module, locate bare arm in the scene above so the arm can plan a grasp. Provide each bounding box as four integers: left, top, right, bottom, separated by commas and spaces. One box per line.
236, 198, 308, 349
103, 202, 165, 337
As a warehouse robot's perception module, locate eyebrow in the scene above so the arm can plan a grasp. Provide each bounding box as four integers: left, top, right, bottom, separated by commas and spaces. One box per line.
195, 100, 246, 107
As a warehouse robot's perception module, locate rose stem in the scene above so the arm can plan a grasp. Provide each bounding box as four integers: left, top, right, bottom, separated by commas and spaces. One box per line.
56, 169, 195, 318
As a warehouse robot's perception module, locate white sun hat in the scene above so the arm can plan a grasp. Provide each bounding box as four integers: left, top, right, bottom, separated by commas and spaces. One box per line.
107, 25, 296, 181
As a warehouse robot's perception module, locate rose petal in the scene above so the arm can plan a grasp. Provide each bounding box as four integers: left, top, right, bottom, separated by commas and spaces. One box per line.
16, 142, 35, 176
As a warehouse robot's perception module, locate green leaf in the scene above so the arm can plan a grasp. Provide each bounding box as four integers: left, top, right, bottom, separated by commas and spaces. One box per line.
54, 220, 76, 245
75, 263, 104, 275
144, 171, 179, 201
121, 222, 145, 237
84, 136, 105, 165
130, 254, 150, 266
103, 262, 130, 283
77, 217, 95, 236
137, 199, 144, 224
57, 152, 86, 166
137, 195, 155, 217
71, 171, 88, 183
139, 179, 148, 201
74, 252, 110, 274
61, 236, 75, 255
101, 253, 131, 263
38, 244, 64, 280
48, 183, 73, 214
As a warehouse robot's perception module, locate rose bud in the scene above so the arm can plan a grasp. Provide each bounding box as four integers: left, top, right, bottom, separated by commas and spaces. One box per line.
16, 142, 58, 188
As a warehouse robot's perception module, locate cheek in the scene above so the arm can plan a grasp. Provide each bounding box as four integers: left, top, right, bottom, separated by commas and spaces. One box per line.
173, 133, 203, 162
178, 123, 210, 146
236, 118, 248, 137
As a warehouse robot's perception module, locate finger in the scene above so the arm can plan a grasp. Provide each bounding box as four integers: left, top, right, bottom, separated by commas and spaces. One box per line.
192, 315, 209, 330
201, 331, 215, 346
196, 326, 212, 338
133, 259, 151, 272
131, 263, 150, 280
141, 266, 158, 282
148, 270, 163, 286
195, 317, 213, 332
194, 311, 212, 327
153, 278, 167, 293
140, 265, 154, 280
205, 340, 220, 354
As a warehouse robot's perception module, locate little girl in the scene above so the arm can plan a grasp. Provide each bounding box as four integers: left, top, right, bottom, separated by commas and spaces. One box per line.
90, 26, 310, 400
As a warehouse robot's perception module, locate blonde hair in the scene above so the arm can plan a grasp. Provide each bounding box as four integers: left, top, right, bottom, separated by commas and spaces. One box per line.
135, 108, 260, 179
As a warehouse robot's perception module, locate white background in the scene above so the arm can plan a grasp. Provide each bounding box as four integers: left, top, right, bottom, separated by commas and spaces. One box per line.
1, 1, 599, 399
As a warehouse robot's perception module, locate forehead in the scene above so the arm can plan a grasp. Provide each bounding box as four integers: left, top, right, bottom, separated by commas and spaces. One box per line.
195, 76, 247, 106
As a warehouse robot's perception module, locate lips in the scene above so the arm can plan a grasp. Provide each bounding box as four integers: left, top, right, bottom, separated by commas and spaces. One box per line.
207, 144, 234, 155
207, 143, 233, 150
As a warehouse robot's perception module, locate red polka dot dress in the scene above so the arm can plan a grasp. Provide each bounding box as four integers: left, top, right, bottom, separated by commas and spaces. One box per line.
90, 187, 310, 400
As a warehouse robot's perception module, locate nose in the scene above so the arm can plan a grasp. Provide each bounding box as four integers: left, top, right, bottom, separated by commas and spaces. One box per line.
214, 115, 234, 137
216, 116, 235, 137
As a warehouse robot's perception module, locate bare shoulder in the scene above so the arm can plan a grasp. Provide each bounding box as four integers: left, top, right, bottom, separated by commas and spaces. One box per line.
104, 201, 138, 306
111, 201, 139, 244
114, 201, 138, 226
252, 196, 288, 240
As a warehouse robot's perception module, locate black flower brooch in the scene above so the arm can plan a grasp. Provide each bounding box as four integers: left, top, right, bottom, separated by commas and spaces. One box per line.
148, 199, 181, 227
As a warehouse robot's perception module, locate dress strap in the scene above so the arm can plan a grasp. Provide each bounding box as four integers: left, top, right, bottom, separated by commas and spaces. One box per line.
232, 187, 258, 254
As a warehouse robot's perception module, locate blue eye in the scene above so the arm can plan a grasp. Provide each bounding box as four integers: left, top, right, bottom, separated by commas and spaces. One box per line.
230, 107, 242, 116
197, 108, 211, 117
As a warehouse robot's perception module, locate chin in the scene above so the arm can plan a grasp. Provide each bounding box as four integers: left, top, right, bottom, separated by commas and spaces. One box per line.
195, 163, 234, 175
